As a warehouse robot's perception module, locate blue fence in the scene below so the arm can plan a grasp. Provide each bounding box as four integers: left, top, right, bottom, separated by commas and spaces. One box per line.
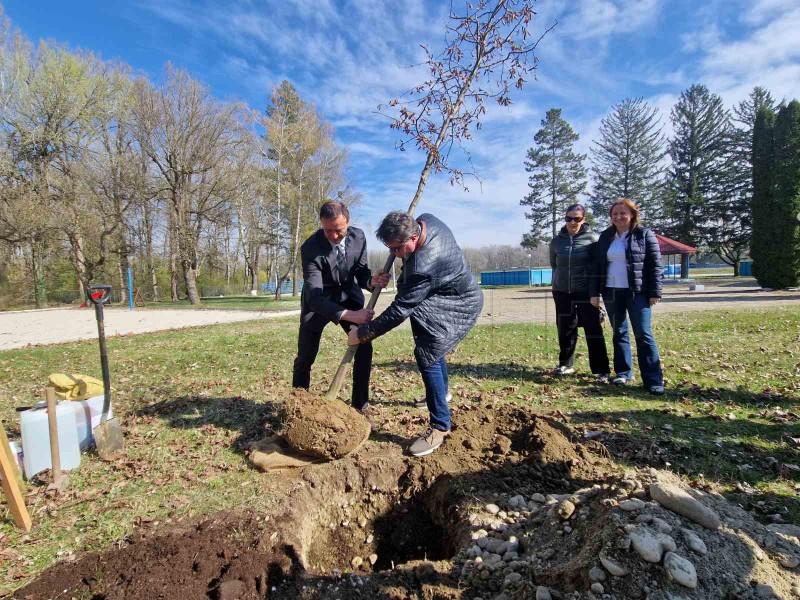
261, 280, 304, 294
481, 269, 553, 286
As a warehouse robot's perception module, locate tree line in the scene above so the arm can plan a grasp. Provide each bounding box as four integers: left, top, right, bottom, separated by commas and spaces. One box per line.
520, 85, 800, 284
0, 20, 354, 308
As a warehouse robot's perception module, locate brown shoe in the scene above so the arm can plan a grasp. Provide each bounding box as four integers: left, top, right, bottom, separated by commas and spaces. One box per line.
409, 426, 449, 457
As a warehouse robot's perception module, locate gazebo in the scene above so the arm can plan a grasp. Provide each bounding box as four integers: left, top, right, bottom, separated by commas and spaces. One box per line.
655, 234, 696, 280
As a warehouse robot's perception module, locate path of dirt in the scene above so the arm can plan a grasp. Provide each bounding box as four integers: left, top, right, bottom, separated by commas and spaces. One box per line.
2, 278, 798, 350
477, 277, 800, 326
0, 306, 300, 350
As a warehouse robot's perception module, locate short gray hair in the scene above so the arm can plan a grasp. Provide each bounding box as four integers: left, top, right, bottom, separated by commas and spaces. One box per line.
376, 211, 420, 244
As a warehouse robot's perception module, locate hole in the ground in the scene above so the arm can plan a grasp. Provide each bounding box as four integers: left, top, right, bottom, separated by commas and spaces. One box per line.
304, 484, 456, 575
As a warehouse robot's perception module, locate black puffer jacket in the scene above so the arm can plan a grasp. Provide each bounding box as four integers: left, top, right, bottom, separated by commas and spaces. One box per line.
590, 225, 663, 299
549, 224, 598, 295
357, 214, 483, 368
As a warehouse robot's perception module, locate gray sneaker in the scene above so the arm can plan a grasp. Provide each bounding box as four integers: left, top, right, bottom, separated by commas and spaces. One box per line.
409, 426, 449, 457
413, 393, 452, 409
612, 376, 632, 386
552, 365, 575, 376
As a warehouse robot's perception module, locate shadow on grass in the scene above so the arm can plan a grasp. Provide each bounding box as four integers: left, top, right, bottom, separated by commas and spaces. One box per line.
136, 395, 282, 456
374, 358, 551, 383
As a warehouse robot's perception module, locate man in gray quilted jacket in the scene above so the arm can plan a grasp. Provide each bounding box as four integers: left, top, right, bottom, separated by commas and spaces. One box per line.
348, 211, 483, 457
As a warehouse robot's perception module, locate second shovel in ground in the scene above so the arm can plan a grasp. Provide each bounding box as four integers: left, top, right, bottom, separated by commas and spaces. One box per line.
88, 284, 124, 459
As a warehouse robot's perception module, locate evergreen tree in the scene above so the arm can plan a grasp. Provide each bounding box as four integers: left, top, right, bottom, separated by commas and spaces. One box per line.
770, 100, 800, 287
665, 84, 737, 250
520, 108, 586, 247
717, 87, 776, 276
751, 105, 776, 285
590, 97, 666, 226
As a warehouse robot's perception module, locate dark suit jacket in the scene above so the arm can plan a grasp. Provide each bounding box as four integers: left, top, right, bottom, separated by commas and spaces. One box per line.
299, 226, 373, 331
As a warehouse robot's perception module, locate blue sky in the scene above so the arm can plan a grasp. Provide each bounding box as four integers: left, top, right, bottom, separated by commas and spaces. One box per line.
4, 0, 800, 246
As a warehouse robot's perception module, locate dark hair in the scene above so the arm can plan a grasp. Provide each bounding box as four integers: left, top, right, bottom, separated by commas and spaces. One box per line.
565, 203, 586, 217
319, 201, 349, 222
609, 198, 640, 230
376, 211, 420, 244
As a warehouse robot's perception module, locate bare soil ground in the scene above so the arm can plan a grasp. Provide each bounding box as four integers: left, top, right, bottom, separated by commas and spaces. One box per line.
12, 403, 800, 600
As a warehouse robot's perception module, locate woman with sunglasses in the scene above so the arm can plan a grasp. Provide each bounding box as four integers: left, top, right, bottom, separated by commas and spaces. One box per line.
549, 204, 610, 381
589, 198, 664, 395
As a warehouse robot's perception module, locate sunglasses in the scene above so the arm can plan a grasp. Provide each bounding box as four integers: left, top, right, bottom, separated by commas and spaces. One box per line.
565, 216, 584, 223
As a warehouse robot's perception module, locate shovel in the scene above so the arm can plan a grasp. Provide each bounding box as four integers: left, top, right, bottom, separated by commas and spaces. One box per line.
88, 284, 124, 459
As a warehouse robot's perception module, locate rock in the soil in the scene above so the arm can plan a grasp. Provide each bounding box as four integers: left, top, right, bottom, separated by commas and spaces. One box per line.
620, 498, 646, 511
351, 556, 363, 569
664, 552, 697, 588
486, 503, 501, 515
218, 580, 246, 600
530, 493, 547, 504
754, 583, 775, 598
509, 495, 526, 509
494, 435, 512, 454
680, 528, 707, 554
554, 499, 575, 520
535, 585, 552, 600
766, 523, 800, 540
368, 553, 378, 565
651, 516, 673, 534
590, 582, 605, 594
589, 566, 607, 582
649, 483, 721, 529
630, 526, 676, 563
599, 552, 630, 577
504, 572, 522, 586
778, 553, 799, 569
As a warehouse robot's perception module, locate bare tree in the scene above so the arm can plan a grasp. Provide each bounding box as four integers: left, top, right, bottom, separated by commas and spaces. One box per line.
328, 0, 548, 397
131, 66, 245, 305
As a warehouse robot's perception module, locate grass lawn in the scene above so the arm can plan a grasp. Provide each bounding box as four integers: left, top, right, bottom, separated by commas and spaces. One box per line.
0, 305, 798, 592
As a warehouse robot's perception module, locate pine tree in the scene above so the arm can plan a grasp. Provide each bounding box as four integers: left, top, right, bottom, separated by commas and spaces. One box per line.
717, 87, 776, 276
666, 84, 737, 250
520, 108, 586, 247
770, 100, 800, 287
751, 105, 776, 285
590, 97, 666, 226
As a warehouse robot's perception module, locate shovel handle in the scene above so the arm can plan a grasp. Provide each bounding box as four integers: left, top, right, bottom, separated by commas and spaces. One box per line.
87, 284, 111, 305
89, 285, 113, 422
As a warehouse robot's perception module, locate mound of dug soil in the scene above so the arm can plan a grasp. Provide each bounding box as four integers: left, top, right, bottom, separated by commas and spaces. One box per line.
281, 389, 371, 460
13, 403, 800, 600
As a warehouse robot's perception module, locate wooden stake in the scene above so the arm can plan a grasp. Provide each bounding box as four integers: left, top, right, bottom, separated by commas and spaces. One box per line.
0, 426, 31, 531
45, 387, 68, 492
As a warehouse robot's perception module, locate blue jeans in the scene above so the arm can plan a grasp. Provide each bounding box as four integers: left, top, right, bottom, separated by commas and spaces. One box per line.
602, 288, 663, 387
419, 356, 450, 431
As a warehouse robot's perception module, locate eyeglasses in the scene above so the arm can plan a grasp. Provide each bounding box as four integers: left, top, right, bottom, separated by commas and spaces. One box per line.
565, 216, 584, 223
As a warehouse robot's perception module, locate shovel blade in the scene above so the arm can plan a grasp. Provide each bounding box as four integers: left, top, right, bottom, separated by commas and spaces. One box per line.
93, 418, 124, 460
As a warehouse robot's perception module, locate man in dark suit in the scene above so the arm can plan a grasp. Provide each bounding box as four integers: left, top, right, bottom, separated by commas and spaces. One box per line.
293, 201, 389, 411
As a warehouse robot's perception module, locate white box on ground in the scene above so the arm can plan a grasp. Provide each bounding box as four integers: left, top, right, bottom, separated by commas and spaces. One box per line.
20, 402, 81, 478
73, 395, 113, 450
689, 283, 705, 291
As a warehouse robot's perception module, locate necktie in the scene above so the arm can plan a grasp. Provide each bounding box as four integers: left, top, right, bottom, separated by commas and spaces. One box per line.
336, 244, 346, 284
